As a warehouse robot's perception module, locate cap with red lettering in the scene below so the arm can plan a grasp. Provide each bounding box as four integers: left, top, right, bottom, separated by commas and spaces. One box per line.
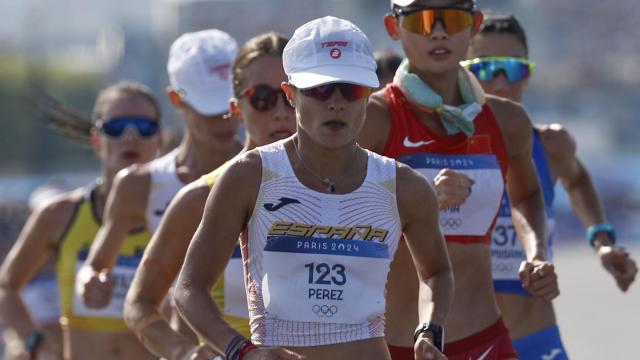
283, 16, 379, 89
168, 29, 238, 116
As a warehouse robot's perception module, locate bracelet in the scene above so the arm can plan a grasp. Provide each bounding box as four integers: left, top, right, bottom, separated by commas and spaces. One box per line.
224, 335, 247, 360
238, 341, 257, 360
586, 223, 616, 248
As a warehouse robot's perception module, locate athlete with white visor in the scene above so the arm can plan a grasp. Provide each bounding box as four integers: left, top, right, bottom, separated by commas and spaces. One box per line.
174, 16, 454, 360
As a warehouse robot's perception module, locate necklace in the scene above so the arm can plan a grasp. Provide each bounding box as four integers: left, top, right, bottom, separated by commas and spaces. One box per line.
292, 138, 360, 193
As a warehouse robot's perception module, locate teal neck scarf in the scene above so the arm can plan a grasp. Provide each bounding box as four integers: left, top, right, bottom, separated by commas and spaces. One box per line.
394, 58, 485, 137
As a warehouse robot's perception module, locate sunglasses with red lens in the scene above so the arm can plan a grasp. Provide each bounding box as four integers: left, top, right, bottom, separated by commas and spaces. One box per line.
240, 85, 293, 112
299, 83, 372, 102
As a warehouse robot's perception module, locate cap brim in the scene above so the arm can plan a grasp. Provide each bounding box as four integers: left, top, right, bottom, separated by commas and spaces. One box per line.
392, 0, 417, 7
180, 87, 232, 116
289, 65, 379, 89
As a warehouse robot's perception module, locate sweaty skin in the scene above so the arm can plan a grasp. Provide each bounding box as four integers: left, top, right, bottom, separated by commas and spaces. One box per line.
174, 81, 454, 360
469, 31, 638, 339
123, 54, 296, 360
357, 1, 558, 353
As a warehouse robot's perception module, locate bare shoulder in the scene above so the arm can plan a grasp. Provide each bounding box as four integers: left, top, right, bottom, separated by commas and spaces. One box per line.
35, 187, 84, 222
486, 95, 533, 137
213, 150, 263, 194
360, 89, 391, 153
536, 123, 576, 159
170, 178, 210, 214
486, 95, 533, 157
229, 149, 262, 176
110, 163, 153, 205
30, 187, 85, 244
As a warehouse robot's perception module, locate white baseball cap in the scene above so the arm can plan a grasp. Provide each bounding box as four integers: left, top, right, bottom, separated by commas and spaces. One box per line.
283, 16, 378, 89
391, 0, 417, 6
167, 29, 238, 116
391, 0, 476, 8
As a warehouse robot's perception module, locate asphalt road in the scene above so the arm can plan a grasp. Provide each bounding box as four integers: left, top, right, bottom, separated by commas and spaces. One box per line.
553, 244, 640, 359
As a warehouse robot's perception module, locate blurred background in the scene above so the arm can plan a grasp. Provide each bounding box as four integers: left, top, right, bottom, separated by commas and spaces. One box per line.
0, 0, 638, 358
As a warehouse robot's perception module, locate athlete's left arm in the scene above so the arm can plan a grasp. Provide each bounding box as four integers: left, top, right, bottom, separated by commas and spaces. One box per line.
541, 124, 637, 291
397, 163, 453, 360
489, 96, 559, 301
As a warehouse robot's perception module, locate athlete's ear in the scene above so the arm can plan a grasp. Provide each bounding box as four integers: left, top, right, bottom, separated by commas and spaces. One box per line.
89, 127, 101, 156
281, 82, 296, 107
229, 98, 243, 123
166, 87, 184, 108
384, 14, 400, 40
471, 11, 484, 35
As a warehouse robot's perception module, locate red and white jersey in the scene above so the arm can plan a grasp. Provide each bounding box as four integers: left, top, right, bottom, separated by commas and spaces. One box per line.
383, 83, 509, 244
243, 140, 402, 346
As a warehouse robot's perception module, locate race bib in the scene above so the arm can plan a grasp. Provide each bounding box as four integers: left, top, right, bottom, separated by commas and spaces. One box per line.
492, 216, 555, 280
72, 253, 139, 318
399, 153, 504, 236
261, 236, 390, 324
223, 245, 249, 318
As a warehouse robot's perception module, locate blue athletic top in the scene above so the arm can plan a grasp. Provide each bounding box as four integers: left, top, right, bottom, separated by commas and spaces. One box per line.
492, 130, 555, 296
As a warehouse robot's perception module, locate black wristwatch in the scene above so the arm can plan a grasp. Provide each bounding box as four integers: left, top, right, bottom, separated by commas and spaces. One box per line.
413, 322, 445, 352
24, 331, 44, 358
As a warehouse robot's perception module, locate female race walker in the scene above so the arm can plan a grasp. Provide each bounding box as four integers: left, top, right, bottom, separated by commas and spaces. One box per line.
466, 13, 637, 359
358, 1, 561, 359
76, 30, 242, 314
174, 17, 454, 360
0, 81, 161, 359
123, 32, 296, 360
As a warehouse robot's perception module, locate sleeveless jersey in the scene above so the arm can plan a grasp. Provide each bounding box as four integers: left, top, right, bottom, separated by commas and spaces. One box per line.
492, 130, 555, 296
59, 186, 151, 331
383, 84, 508, 244
145, 149, 184, 232
201, 163, 250, 337
244, 141, 402, 346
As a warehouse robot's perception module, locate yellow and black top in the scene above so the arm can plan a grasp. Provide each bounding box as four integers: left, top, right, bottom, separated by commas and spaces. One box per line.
202, 164, 250, 337
56, 185, 151, 332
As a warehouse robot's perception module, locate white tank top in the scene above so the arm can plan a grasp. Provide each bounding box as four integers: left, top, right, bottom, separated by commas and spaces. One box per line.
244, 141, 402, 347
145, 149, 184, 232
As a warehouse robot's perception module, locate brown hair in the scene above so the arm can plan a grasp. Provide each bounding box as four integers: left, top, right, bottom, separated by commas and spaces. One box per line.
232, 32, 289, 97
91, 81, 160, 121
39, 81, 160, 144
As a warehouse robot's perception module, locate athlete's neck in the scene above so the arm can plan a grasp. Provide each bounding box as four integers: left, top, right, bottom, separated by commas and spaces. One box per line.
408, 62, 464, 106
174, 133, 240, 183
244, 137, 259, 152
293, 132, 362, 181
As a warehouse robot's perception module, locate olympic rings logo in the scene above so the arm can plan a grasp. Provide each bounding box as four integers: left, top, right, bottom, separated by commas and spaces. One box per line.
493, 263, 515, 273
312, 304, 338, 318
440, 218, 462, 229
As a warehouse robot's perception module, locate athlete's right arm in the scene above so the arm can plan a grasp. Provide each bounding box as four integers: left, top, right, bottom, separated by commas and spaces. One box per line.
78, 166, 150, 308
174, 152, 302, 359
0, 192, 78, 357
124, 179, 217, 359
358, 91, 391, 154
396, 164, 453, 360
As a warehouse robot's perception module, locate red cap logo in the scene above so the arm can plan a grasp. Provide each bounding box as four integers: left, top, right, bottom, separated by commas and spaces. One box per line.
209, 63, 231, 80
330, 48, 342, 59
